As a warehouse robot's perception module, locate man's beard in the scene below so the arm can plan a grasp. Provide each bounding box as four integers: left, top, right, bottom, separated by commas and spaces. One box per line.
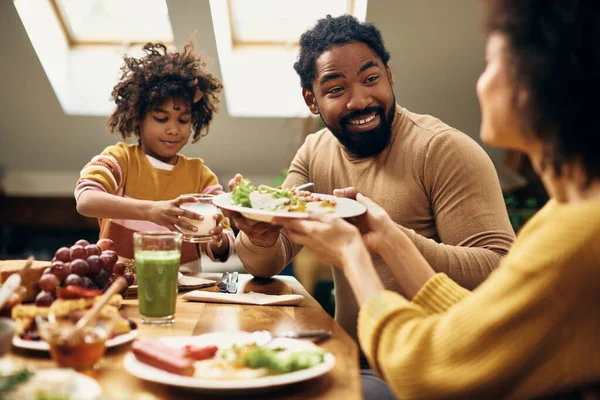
321, 101, 396, 158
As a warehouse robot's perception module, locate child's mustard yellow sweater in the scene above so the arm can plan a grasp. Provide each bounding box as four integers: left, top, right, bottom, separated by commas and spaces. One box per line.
359, 198, 600, 399
75, 142, 234, 274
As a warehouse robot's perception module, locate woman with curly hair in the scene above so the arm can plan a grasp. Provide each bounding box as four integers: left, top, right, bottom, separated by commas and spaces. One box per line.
75, 41, 234, 274
277, 0, 600, 398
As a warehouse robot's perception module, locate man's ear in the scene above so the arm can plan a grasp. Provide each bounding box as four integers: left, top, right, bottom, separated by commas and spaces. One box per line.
385, 65, 394, 88
302, 88, 319, 115
385, 65, 395, 88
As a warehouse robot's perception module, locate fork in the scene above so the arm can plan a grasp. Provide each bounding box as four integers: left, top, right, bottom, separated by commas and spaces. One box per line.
251, 329, 332, 346
217, 272, 238, 294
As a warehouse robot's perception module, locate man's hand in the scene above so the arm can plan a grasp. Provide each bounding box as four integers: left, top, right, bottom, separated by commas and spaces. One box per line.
333, 186, 359, 199
146, 195, 203, 232
223, 173, 282, 247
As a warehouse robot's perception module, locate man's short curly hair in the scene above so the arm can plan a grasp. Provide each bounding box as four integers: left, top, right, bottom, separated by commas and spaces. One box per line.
293, 15, 391, 90
484, 0, 600, 181
108, 41, 223, 143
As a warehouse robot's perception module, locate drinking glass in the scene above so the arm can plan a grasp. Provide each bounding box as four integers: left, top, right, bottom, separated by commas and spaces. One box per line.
177, 194, 219, 243
133, 231, 182, 324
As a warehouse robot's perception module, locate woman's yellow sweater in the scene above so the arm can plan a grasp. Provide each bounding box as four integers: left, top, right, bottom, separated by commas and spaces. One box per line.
358, 198, 600, 399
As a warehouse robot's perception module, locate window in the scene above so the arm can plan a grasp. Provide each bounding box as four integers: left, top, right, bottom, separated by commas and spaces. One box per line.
211, 0, 368, 117
229, 0, 355, 47
14, 0, 175, 115
52, 0, 173, 46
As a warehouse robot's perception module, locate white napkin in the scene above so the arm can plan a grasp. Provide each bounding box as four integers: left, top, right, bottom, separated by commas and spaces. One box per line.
182, 290, 304, 306
177, 273, 216, 291
128, 274, 215, 293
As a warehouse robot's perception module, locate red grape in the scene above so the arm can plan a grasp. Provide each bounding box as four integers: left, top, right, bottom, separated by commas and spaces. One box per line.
100, 253, 115, 271
113, 261, 126, 275
102, 276, 116, 293
93, 269, 110, 287
69, 245, 86, 261
103, 250, 118, 264
39, 274, 59, 292
84, 244, 101, 257
55, 247, 71, 263
42, 267, 51, 275
86, 255, 103, 277
81, 276, 94, 289
49, 261, 69, 281
70, 259, 90, 277
65, 274, 83, 287
35, 291, 54, 307
123, 273, 135, 286
75, 239, 90, 247
97, 238, 115, 252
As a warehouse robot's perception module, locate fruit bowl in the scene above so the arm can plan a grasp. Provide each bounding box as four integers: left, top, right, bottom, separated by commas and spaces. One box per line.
34, 238, 137, 308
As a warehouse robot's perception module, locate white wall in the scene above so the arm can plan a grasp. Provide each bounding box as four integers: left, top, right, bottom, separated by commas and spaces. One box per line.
0, 0, 505, 196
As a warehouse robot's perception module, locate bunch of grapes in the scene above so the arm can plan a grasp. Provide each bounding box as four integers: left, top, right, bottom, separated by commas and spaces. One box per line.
36, 238, 137, 307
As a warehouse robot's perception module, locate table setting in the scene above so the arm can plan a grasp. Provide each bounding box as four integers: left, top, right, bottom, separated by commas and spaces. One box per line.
0, 182, 366, 398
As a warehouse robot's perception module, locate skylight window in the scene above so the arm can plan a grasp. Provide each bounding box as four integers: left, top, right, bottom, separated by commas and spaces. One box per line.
211, 0, 368, 117
14, 0, 175, 115
52, 0, 173, 46
229, 0, 353, 47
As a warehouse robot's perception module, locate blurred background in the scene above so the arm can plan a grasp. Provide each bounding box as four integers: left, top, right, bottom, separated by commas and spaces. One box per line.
0, 0, 547, 315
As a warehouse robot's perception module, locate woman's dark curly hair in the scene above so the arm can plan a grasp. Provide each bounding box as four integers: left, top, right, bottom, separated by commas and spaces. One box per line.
108, 41, 223, 143
293, 15, 391, 90
484, 0, 600, 181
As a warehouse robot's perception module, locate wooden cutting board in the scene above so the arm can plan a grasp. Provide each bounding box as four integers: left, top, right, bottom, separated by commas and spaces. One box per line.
0, 260, 51, 301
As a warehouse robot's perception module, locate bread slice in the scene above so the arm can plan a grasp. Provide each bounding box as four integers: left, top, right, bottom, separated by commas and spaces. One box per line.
0, 260, 51, 302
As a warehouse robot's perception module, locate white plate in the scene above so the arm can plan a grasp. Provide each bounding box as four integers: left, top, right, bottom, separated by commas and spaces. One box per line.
123, 331, 335, 392
213, 192, 366, 223
12, 329, 138, 352
8, 368, 101, 399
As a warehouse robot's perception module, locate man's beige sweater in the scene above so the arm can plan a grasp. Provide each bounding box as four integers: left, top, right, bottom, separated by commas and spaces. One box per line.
236, 106, 515, 341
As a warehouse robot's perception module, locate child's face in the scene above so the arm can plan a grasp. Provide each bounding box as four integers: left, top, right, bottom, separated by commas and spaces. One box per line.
139, 97, 192, 165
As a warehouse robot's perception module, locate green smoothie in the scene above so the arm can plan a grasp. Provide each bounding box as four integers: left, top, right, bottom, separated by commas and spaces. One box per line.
135, 250, 180, 320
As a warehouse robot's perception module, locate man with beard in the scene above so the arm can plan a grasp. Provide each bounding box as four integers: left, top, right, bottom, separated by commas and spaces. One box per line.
226, 14, 514, 398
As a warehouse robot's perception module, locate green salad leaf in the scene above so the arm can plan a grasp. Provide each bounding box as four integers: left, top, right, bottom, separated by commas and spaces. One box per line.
0, 368, 34, 396
231, 179, 256, 207
221, 344, 325, 374
256, 185, 293, 199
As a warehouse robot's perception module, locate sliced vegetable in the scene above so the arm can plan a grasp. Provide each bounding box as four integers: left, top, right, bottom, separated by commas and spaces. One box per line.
220, 343, 325, 374
231, 179, 256, 207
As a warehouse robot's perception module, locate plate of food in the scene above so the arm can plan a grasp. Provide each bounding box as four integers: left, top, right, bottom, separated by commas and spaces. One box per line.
213, 179, 366, 222
0, 366, 102, 400
11, 294, 137, 352
123, 331, 335, 392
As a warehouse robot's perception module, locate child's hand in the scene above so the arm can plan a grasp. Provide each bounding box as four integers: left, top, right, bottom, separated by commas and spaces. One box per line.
208, 214, 226, 248
147, 195, 203, 232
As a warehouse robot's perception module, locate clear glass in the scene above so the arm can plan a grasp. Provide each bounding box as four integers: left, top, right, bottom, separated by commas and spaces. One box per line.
177, 194, 220, 243
37, 314, 113, 370
133, 231, 182, 325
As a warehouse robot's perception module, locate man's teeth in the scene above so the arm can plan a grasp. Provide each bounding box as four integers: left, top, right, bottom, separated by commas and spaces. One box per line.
349, 114, 376, 125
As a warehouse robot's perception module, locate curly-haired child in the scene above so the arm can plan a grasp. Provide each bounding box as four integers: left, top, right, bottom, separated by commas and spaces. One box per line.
75, 41, 234, 274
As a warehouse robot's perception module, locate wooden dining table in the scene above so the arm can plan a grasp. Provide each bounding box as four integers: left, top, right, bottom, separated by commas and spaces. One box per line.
7, 271, 362, 399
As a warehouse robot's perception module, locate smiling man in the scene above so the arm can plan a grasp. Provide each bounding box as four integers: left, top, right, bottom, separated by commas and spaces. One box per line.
228, 15, 515, 397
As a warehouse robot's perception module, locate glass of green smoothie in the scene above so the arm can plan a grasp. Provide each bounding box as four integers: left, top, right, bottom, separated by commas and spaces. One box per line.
133, 231, 182, 324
